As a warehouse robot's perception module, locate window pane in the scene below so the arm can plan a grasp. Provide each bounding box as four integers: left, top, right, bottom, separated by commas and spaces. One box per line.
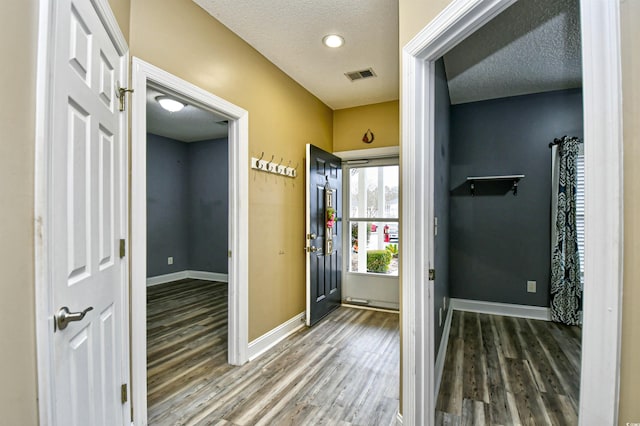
349, 221, 399, 276
349, 165, 399, 219
350, 168, 360, 217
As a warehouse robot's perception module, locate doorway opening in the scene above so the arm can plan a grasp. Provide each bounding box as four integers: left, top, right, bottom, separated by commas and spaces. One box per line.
401, 0, 623, 424
145, 85, 231, 422
130, 58, 249, 424
430, 0, 585, 422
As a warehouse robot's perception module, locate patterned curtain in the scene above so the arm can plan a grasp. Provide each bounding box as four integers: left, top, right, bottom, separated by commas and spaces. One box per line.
550, 136, 582, 325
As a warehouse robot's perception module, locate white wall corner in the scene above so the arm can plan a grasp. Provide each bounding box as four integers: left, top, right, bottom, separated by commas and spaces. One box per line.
247, 312, 306, 361
449, 298, 551, 321
434, 305, 454, 397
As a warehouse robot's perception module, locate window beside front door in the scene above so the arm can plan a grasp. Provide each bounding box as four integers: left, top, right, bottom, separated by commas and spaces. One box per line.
347, 163, 399, 276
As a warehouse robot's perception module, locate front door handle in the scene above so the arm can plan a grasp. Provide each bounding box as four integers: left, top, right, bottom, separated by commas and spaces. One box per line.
55, 306, 94, 331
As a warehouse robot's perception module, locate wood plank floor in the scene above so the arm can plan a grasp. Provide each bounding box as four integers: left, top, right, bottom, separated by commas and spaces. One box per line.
435, 311, 582, 425
147, 279, 400, 425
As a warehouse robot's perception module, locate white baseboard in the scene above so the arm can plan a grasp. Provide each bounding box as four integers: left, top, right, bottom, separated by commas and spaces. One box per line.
450, 298, 551, 321
248, 312, 306, 361
341, 303, 400, 314
146, 271, 189, 286
187, 270, 228, 283
434, 305, 453, 397
146, 270, 228, 286
396, 411, 403, 425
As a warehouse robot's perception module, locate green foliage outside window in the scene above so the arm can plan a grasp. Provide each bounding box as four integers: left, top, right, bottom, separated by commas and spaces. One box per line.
367, 250, 392, 273
385, 243, 399, 257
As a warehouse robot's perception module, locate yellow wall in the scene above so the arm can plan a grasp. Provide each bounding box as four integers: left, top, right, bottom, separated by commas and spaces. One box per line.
333, 100, 399, 152
108, 0, 130, 41
619, 0, 640, 423
399, 0, 450, 47
399, 0, 640, 422
129, 0, 333, 340
0, 0, 39, 424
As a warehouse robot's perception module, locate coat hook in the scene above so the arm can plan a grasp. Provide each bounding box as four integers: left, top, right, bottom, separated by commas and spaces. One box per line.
255, 152, 264, 169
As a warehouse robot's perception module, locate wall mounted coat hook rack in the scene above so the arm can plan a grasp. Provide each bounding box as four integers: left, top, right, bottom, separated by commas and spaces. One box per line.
251, 153, 297, 178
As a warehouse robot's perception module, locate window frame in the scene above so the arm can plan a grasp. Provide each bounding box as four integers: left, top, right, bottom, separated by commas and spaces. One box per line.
343, 156, 400, 276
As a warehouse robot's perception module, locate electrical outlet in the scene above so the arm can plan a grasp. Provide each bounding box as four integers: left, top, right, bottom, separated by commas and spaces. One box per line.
527, 280, 536, 293
439, 308, 443, 326
168, 256, 173, 265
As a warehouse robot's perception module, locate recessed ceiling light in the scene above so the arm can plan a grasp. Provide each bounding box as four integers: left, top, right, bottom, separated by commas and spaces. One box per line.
156, 96, 185, 112
322, 34, 344, 48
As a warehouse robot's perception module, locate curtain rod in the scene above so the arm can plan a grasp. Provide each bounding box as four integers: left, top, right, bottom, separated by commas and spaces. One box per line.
548, 135, 582, 148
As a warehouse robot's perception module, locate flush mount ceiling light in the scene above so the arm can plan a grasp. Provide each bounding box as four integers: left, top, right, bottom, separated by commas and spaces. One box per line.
156, 96, 185, 112
322, 34, 344, 48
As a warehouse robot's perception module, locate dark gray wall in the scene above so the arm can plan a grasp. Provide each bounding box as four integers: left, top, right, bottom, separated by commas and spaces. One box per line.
188, 139, 229, 273
434, 58, 451, 355
147, 134, 229, 277
449, 89, 583, 306
147, 134, 190, 276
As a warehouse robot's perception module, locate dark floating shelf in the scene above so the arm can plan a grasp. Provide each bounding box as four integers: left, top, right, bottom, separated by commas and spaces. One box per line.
466, 174, 525, 196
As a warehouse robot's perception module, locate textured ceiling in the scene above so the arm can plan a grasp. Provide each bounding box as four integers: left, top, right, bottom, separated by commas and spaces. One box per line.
193, 0, 399, 110
444, 0, 582, 105
146, 87, 229, 142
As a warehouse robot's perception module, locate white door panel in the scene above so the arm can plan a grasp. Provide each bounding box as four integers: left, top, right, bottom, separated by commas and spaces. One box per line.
48, 0, 127, 424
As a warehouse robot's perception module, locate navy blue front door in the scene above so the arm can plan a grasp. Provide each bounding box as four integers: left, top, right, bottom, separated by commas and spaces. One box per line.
306, 144, 342, 326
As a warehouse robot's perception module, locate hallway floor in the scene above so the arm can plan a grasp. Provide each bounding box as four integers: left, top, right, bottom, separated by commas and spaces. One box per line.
435, 310, 582, 425
147, 279, 399, 425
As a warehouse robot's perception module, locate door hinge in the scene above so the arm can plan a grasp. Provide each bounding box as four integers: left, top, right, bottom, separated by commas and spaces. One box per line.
117, 86, 134, 112
428, 268, 436, 281
228, 250, 232, 258
121, 383, 128, 404
119, 239, 126, 258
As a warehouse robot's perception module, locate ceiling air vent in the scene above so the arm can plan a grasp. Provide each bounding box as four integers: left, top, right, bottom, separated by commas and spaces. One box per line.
345, 68, 377, 82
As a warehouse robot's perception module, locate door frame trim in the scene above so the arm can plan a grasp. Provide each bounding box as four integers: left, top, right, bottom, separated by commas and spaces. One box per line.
401, 0, 623, 424
130, 57, 249, 424
34, 0, 131, 423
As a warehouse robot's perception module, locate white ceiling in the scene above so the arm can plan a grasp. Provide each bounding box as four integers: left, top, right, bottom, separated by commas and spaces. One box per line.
193, 0, 399, 110
146, 87, 229, 142
444, 0, 581, 104
190, 0, 580, 111
147, 0, 580, 141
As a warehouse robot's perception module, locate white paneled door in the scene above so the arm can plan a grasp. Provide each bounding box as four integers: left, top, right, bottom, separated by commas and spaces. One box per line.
48, 0, 128, 424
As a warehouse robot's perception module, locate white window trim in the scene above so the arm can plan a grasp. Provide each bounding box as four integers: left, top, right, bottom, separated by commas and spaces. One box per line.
343, 158, 399, 277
